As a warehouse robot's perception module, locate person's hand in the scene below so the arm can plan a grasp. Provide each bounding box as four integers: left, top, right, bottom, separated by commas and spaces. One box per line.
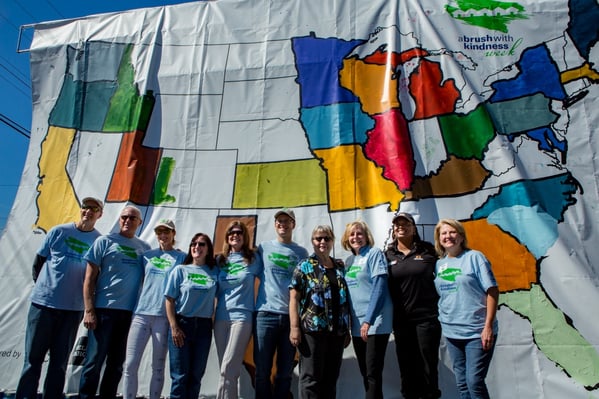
171, 325, 185, 348
83, 309, 97, 330
481, 326, 494, 351
290, 326, 301, 347
360, 322, 370, 342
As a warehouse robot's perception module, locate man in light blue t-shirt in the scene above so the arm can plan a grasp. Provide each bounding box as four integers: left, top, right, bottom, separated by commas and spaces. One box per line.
79, 205, 150, 399
254, 208, 309, 399
16, 197, 103, 399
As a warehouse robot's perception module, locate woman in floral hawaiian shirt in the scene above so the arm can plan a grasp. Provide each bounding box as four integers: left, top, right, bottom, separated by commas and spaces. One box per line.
289, 225, 350, 399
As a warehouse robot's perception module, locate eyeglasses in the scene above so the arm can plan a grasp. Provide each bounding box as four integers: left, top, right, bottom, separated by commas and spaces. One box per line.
120, 215, 138, 221
276, 219, 292, 226
228, 230, 243, 236
82, 205, 101, 212
190, 241, 207, 247
155, 229, 172, 235
313, 236, 332, 242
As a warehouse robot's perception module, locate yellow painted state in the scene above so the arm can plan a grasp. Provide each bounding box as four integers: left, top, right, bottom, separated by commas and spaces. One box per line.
314, 145, 404, 212
561, 63, 599, 84
233, 159, 328, 209
36, 126, 80, 232
339, 57, 400, 115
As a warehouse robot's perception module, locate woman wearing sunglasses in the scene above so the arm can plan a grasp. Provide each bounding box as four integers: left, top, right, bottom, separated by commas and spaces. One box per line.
214, 221, 262, 399
164, 233, 218, 399
289, 225, 350, 398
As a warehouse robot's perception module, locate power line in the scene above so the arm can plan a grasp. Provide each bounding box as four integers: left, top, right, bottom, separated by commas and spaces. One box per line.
0, 112, 30, 139
44, 0, 66, 19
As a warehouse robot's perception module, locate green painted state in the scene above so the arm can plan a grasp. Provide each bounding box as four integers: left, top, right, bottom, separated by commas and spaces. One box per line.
104, 44, 155, 132
152, 157, 176, 205
486, 93, 558, 135
438, 104, 495, 160
501, 284, 599, 388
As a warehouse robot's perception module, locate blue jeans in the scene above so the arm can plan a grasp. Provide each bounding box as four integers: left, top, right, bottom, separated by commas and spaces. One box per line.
445, 336, 496, 399
79, 308, 133, 399
16, 303, 82, 399
168, 316, 212, 399
253, 311, 297, 399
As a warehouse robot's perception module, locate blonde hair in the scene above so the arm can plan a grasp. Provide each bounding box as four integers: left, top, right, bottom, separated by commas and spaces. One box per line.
341, 220, 375, 254
311, 225, 335, 240
433, 218, 469, 256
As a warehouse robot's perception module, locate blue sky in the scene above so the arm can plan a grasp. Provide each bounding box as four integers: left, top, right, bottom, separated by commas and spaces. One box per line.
0, 0, 193, 232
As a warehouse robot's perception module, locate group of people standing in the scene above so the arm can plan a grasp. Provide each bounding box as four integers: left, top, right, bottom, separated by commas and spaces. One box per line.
289, 213, 499, 399
15, 198, 498, 399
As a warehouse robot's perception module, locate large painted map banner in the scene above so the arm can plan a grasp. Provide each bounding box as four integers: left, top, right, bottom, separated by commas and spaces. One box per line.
0, 0, 598, 397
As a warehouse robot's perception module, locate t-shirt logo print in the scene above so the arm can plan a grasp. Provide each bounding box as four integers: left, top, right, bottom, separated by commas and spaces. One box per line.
149, 257, 171, 270
188, 273, 209, 285
117, 245, 139, 259
268, 253, 294, 270
65, 236, 91, 255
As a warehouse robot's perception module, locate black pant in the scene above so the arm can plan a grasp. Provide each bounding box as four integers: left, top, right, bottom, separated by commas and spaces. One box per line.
298, 332, 345, 399
394, 317, 441, 399
352, 334, 389, 399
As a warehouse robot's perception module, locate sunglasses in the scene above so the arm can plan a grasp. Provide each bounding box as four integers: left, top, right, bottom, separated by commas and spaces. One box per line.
313, 236, 332, 242
82, 205, 101, 212
120, 215, 138, 221
228, 230, 243, 236
190, 241, 207, 247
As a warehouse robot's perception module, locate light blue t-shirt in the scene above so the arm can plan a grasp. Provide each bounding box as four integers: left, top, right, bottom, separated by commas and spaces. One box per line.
30, 223, 101, 311
435, 249, 498, 339
164, 263, 218, 318
84, 233, 151, 311
134, 248, 186, 316
215, 251, 262, 322
255, 239, 309, 314
344, 245, 393, 336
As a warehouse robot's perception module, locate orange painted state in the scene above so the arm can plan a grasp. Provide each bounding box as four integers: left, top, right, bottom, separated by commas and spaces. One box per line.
410, 59, 460, 120
463, 219, 538, 292
106, 130, 162, 204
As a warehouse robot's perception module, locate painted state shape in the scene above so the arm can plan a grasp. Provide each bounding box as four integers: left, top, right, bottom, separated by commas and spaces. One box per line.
313, 145, 404, 212
463, 218, 537, 291
292, 34, 365, 108
36, 126, 80, 232
364, 108, 414, 191
232, 159, 327, 209
299, 102, 373, 148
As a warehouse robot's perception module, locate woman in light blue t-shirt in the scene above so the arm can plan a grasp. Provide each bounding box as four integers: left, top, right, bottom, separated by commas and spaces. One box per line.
123, 219, 185, 399
342, 220, 393, 399
214, 220, 261, 399
433, 219, 499, 399
165, 233, 218, 399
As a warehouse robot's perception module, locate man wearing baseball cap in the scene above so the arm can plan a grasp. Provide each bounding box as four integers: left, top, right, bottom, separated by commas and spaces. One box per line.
16, 196, 104, 399
254, 208, 308, 399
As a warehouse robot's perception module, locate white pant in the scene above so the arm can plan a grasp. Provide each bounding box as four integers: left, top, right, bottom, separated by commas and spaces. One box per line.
214, 319, 253, 399
122, 314, 169, 399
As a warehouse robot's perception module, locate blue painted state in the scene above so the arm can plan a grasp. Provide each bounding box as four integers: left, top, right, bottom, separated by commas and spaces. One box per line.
510, 126, 567, 153
567, 0, 599, 59
300, 102, 374, 149
487, 205, 558, 258
472, 174, 577, 223
489, 44, 566, 103
292, 34, 365, 108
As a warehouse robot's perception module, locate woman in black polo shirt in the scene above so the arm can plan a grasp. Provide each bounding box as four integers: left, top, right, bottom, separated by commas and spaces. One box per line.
385, 212, 441, 399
